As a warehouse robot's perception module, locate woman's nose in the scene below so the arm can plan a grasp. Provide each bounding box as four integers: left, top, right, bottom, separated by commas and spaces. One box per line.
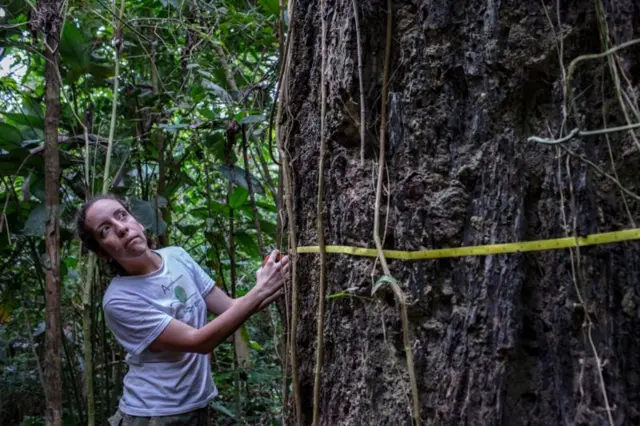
114, 222, 129, 237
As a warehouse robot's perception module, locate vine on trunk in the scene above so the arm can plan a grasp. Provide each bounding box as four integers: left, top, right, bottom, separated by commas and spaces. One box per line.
371, 1, 421, 424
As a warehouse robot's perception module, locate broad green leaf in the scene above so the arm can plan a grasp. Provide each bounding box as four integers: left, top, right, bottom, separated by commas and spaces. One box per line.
177, 224, 200, 236
235, 231, 261, 258
202, 79, 233, 102
154, 195, 168, 208
21, 96, 44, 121
258, 0, 279, 16
0, 123, 23, 150
23, 203, 45, 236
129, 197, 167, 236
218, 165, 265, 195
257, 219, 277, 236
240, 114, 265, 125
87, 62, 115, 82
3, 0, 28, 17
159, 123, 189, 132
209, 401, 237, 419
3, 112, 43, 129
0, 148, 42, 177
159, 0, 180, 8
372, 275, 398, 296
255, 201, 277, 212
229, 186, 249, 209
59, 23, 90, 71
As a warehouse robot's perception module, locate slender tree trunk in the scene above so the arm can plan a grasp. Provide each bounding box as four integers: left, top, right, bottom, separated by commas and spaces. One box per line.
283, 1, 640, 425
225, 120, 242, 417
37, 0, 63, 424
82, 257, 95, 426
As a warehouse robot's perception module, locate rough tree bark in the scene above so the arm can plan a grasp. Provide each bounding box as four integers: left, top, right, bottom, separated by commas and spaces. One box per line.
35, 0, 63, 425
282, 1, 640, 425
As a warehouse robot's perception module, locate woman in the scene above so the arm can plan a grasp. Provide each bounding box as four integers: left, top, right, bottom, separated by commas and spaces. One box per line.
75, 195, 288, 425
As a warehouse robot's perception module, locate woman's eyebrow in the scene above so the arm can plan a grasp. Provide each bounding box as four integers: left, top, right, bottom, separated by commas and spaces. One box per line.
95, 217, 111, 232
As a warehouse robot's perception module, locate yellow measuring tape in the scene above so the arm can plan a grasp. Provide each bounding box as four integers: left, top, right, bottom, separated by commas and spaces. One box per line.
296, 228, 640, 260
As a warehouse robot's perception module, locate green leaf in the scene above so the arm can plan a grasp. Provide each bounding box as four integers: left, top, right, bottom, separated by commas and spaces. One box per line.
21, 96, 44, 121
3, 112, 43, 129
59, 23, 90, 71
87, 63, 115, 82
202, 79, 232, 102
129, 197, 167, 236
372, 275, 398, 296
255, 201, 277, 212
209, 401, 237, 419
218, 165, 265, 195
0, 148, 42, 177
174, 286, 187, 303
154, 195, 168, 208
257, 219, 277, 236
23, 203, 45, 236
235, 231, 261, 258
229, 186, 249, 209
258, 0, 279, 16
159, 123, 189, 132
159, 0, 180, 8
239, 114, 265, 125
177, 223, 200, 236
0, 123, 23, 150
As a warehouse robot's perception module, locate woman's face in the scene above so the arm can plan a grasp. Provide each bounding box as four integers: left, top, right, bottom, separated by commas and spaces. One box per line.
84, 199, 149, 260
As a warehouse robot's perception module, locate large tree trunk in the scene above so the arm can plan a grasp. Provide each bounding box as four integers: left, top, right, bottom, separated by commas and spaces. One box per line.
282, 1, 640, 425
37, 0, 63, 425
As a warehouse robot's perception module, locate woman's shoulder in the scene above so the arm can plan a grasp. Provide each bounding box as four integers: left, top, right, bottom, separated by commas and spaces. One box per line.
156, 245, 189, 258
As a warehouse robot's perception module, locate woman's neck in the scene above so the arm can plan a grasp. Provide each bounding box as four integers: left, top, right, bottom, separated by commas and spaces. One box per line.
118, 250, 163, 276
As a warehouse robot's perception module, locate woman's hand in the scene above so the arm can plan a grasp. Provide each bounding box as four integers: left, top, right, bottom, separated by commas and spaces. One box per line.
255, 249, 289, 301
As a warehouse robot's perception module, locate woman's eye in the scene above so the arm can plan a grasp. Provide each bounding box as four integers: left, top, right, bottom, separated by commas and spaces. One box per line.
100, 227, 110, 238
117, 211, 126, 219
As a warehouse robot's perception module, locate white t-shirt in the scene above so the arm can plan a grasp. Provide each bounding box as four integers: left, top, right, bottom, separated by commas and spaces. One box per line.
103, 246, 218, 416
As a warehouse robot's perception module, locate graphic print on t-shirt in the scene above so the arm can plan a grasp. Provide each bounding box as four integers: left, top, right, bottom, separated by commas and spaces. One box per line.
158, 271, 202, 326
172, 284, 202, 322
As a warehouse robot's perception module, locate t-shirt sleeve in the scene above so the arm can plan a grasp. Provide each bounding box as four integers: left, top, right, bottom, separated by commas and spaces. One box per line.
178, 248, 215, 297
103, 298, 172, 356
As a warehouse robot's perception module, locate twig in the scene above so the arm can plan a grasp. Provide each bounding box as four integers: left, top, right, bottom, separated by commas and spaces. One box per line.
101, 0, 125, 194
564, 37, 640, 123
372, 2, 420, 424
312, 0, 329, 423
528, 121, 640, 144
276, 0, 302, 423
558, 144, 640, 201
561, 154, 614, 426
241, 125, 265, 254
352, 0, 366, 166
601, 76, 635, 227
595, 0, 640, 153
21, 300, 46, 393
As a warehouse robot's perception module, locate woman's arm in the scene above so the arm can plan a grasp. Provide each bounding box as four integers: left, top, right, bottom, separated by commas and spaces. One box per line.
148, 285, 270, 354
205, 251, 289, 315
149, 250, 288, 354
205, 286, 283, 315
